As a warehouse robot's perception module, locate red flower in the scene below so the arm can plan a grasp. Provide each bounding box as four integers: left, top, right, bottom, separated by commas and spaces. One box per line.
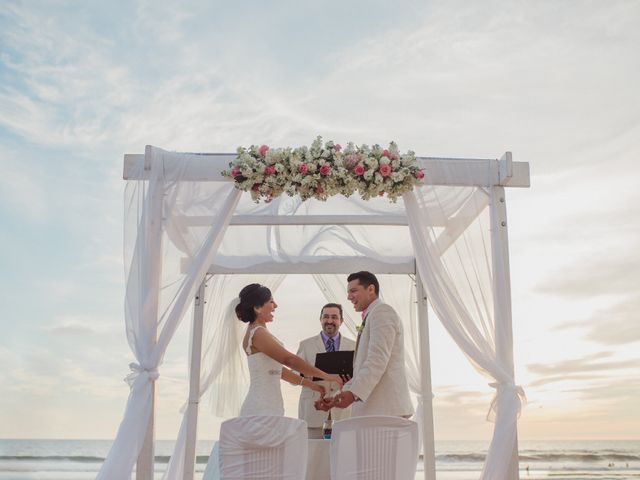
319, 164, 331, 176
379, 164, 392, 177
298, 163, 309, 174
251, 183, 261, 192
264, 165, 276, 175
354, 164, 365, 176
334, 144, 342, 152
258, 144, 269, 157
414, 169, 425, 179
231, 167, 241, 178
382, 149, 391, 158
315, 185, 324, 194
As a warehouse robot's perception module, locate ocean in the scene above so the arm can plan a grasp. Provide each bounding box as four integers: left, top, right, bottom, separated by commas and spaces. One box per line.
0, 439, 638, 479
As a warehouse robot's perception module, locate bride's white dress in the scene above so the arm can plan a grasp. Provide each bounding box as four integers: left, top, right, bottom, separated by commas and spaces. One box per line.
202, 326, 284, 480
239, 325, 285, 416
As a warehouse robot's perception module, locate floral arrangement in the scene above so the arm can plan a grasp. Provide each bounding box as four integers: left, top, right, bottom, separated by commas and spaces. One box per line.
222, 136, 424, 203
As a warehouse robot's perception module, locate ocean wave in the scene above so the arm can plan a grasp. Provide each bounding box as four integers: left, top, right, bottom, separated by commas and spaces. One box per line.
0, 455, 211, 464
2, 451, 639, 465
437, 452, 640, 463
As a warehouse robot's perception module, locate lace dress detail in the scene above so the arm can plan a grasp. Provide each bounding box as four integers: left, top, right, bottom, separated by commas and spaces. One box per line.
239, 326, 285, 417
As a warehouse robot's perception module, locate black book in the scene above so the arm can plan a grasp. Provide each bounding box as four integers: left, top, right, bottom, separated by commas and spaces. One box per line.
312, 350, 354, 381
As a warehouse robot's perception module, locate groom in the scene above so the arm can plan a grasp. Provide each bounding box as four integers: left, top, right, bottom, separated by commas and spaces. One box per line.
315, 271, 413, 417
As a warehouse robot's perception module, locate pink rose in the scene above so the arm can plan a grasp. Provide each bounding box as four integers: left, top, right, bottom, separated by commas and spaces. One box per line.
415, 169, 425, 179
251, 183, 261, 192
298, 163, 309, 174
231, 167, 241, 178
379, 164, 392, 177
315, 185, 324, 194
382, 149, 391, 158
258, 144, 269, 157
264, 165, 276, 175
319, 164, 331, 176
379, 191, 385, 196
334, 144, 342, 152
354, 164, 365, 176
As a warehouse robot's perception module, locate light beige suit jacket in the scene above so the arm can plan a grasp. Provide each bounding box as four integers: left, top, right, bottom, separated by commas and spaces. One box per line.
344, 298, 414, 417
296, 333, 356, 428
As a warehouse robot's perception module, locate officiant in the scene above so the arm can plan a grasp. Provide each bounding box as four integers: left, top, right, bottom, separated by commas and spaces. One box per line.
296, 303, 356, 439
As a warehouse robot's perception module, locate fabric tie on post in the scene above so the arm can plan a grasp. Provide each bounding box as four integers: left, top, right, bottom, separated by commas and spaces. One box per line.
326, 337, 335, 352
486, 382, 526, 422
125, 362, 159, 387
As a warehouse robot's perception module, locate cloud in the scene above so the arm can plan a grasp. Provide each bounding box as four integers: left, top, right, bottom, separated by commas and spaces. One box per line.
0, 146, 49, 222
41, 314, 121, 337
526, 351, 637, 376
535, 253, 640, 298
582, 295, 640, 344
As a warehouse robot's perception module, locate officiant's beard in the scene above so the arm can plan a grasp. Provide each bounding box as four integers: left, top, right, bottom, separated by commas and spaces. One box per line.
322, 322, 339, 335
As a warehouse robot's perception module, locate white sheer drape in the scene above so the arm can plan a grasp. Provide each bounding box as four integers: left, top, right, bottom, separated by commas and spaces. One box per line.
404, 186, 524, 480
97, 147, 241, 479
161, 275, 286, 480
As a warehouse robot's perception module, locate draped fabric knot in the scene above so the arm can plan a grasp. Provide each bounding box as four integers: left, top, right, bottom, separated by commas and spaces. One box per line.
125, 362, 159, 387
486, 381, 526, 422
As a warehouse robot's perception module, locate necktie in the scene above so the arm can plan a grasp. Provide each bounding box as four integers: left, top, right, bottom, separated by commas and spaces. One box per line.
326, 337, 335, 352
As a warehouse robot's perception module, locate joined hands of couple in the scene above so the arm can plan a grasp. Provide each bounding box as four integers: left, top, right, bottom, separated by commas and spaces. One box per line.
313, 374, 355, 411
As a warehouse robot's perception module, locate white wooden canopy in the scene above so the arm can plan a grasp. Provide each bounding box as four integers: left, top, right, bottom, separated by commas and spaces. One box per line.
103, 147, 530, 480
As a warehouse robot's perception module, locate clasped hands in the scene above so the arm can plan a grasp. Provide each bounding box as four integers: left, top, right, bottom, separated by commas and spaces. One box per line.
314, 389, 356, 411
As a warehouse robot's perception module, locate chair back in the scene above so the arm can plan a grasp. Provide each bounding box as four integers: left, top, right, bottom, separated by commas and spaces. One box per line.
330, 415, 419, 480
218, 415, 308, 479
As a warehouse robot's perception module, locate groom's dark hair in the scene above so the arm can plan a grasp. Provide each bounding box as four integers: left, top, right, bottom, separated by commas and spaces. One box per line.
347, 271, 380, 295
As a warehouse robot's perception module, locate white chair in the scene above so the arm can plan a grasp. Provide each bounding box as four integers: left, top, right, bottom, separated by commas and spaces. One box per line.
330, 415, 419, 480
217, 415, 308, 479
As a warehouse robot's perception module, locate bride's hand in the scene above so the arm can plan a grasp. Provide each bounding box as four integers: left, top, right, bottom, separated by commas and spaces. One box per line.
311, 383, 326, 397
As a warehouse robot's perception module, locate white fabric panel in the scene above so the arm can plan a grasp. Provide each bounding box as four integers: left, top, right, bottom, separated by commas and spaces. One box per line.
97, 147, 240, 479
404, 187, 524, 480
330, 416, 419, 480
218, 416, 308, 479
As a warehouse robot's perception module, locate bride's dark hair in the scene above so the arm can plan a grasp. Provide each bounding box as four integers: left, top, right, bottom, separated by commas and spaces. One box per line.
235, 283, 272, 323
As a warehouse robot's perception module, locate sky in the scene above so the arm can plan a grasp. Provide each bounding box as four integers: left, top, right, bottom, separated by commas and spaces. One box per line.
1, 0, 639, 442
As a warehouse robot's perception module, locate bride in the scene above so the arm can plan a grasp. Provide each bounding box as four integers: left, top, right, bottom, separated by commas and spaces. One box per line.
235, 283, 343, 416
202, 284, 343, 479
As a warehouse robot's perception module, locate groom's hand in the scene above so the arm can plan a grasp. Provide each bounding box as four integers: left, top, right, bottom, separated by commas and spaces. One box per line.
333, 390, 356, 408
314, 397, 334, 411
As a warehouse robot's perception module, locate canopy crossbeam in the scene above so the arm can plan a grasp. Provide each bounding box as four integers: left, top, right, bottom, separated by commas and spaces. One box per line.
123, 152, 530, 188
182, 257, 417, 275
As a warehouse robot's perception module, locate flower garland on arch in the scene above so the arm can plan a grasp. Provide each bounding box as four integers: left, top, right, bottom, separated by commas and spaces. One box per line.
222, 136, 425, 203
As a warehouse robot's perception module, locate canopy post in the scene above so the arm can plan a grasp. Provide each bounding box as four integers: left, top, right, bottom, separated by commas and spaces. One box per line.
490, 182, 520, 479
136, 146, 164, 480
137, 390, 156, 480
183, 278, 207, 480
416, 271, 436, 480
